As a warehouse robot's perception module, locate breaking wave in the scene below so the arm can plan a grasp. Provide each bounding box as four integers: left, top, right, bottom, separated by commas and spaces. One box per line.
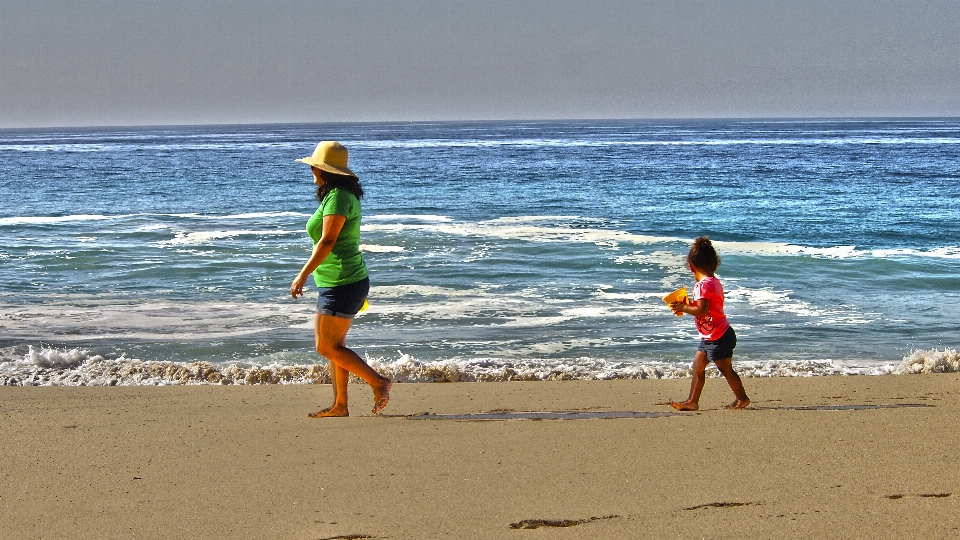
1, 346, 955, 386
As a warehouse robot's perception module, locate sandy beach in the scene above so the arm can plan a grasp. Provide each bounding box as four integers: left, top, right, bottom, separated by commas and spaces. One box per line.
2, 374, 958, 539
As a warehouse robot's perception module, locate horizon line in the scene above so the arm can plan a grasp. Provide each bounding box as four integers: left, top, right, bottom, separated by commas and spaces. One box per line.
4, 115, 960, 131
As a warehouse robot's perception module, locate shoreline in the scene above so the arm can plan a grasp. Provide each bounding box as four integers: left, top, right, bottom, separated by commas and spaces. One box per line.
2, 374, 959, 539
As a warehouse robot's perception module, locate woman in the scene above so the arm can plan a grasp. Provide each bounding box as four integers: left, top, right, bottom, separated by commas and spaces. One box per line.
290, 141, 392, 417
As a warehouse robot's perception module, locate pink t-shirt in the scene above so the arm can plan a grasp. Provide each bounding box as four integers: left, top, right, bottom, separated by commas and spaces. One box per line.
693, 276, 730, 341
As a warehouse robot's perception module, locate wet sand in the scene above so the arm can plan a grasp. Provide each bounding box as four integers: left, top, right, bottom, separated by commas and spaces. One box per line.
2, 374, 958, 539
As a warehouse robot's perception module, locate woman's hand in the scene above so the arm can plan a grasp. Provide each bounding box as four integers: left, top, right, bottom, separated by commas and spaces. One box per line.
290, 273, 307, 299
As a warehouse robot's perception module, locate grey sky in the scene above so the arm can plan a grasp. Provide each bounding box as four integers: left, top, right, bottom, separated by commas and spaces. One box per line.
2, 0, 959, 128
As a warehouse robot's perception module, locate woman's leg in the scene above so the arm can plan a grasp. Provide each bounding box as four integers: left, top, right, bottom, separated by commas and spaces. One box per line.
671, 351, 709, 411
311, 313, 391, 416
309, 314, 351, 417
714, 358, 750, 409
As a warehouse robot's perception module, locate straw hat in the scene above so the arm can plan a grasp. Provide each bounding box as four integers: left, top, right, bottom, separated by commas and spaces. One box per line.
296, 141, 357, 177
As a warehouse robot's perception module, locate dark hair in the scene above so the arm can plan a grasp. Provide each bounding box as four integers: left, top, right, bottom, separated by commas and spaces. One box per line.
686, 236, 721, 275
316, 169, 364, 203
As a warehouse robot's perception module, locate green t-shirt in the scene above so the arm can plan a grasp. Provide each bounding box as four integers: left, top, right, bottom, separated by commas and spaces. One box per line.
306, 188, 368, 287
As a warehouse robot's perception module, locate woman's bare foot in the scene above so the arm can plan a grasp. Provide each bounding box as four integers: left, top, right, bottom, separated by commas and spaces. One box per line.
308, 406, 348, 418
724, 398, 751, 409
670, 400, 699, 411
372, 379, 393, 415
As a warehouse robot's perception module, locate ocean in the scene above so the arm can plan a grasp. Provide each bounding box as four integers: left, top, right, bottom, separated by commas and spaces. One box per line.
1, 119, 958, 385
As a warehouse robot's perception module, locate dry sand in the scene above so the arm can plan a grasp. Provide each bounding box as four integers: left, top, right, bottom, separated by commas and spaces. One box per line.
2, 374, 958, 539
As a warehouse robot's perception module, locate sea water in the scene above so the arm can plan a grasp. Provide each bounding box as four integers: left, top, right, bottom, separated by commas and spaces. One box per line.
1, 119, 958, 385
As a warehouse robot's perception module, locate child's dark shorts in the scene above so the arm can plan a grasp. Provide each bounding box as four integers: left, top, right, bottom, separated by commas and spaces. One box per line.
315, 277, 369, 319
698, 326, 737, 362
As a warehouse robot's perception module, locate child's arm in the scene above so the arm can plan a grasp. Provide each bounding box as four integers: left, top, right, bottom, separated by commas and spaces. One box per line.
671, 298, 709, 318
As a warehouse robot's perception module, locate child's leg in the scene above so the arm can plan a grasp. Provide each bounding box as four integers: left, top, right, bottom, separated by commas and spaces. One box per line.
671, 351, 710, 411
714, 358, 750, 409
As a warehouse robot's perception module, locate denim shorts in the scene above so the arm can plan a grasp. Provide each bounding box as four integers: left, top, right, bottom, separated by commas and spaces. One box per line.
697, 326, 737, 362
315, 277, 370, 319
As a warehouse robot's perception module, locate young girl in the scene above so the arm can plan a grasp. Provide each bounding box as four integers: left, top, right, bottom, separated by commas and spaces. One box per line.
669, 237, 750, 410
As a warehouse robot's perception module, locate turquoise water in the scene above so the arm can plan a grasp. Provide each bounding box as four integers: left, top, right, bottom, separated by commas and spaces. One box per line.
1, 119, 958, 384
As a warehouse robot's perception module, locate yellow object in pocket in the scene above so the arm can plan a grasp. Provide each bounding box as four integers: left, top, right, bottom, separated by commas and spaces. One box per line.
359, 298, 369, 312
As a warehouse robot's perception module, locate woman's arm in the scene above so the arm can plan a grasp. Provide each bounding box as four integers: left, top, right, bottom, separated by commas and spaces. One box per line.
290, 214, 347, 299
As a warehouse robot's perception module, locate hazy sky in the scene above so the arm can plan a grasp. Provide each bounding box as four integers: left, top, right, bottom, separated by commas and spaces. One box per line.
3, 0, 959, 128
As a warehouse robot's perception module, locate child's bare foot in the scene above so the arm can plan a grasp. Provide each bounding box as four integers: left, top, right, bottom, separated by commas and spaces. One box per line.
724, 398, 751, 409
372, 379, 392, 415
670, 400, 699, 411
308, 406, 348, 418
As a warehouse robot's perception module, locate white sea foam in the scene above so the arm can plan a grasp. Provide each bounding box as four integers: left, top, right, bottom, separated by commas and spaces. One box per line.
498, 316, 571, 328
133, 223, 171, 232
362, 215, 959, 262
488, 216, 613, 224
0, 346, 327, 386
870, 246, 960, 260
715, 240, 960, 260
361, 244, 405, 253
3, 346, 949, 386
365, 214, 453, 222
352, 136, 960, 151
0, 143, 114, 153
195, 211, 309, 221
728, 285, 877, 326
0, 299, 304, 342
373, 284, 491, 299
365, 283, 646, 326
362, 218, 685, 247
160, 229, 300, 246
0, 214, 118, 225
0, 141, 302, 153
0, 211, 310, 227
365, 287, 532, 320
893, 348, 960, 374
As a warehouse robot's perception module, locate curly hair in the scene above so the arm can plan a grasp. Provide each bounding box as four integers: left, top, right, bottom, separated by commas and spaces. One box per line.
316, 169, 364, 203
686, 236, 721, 275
